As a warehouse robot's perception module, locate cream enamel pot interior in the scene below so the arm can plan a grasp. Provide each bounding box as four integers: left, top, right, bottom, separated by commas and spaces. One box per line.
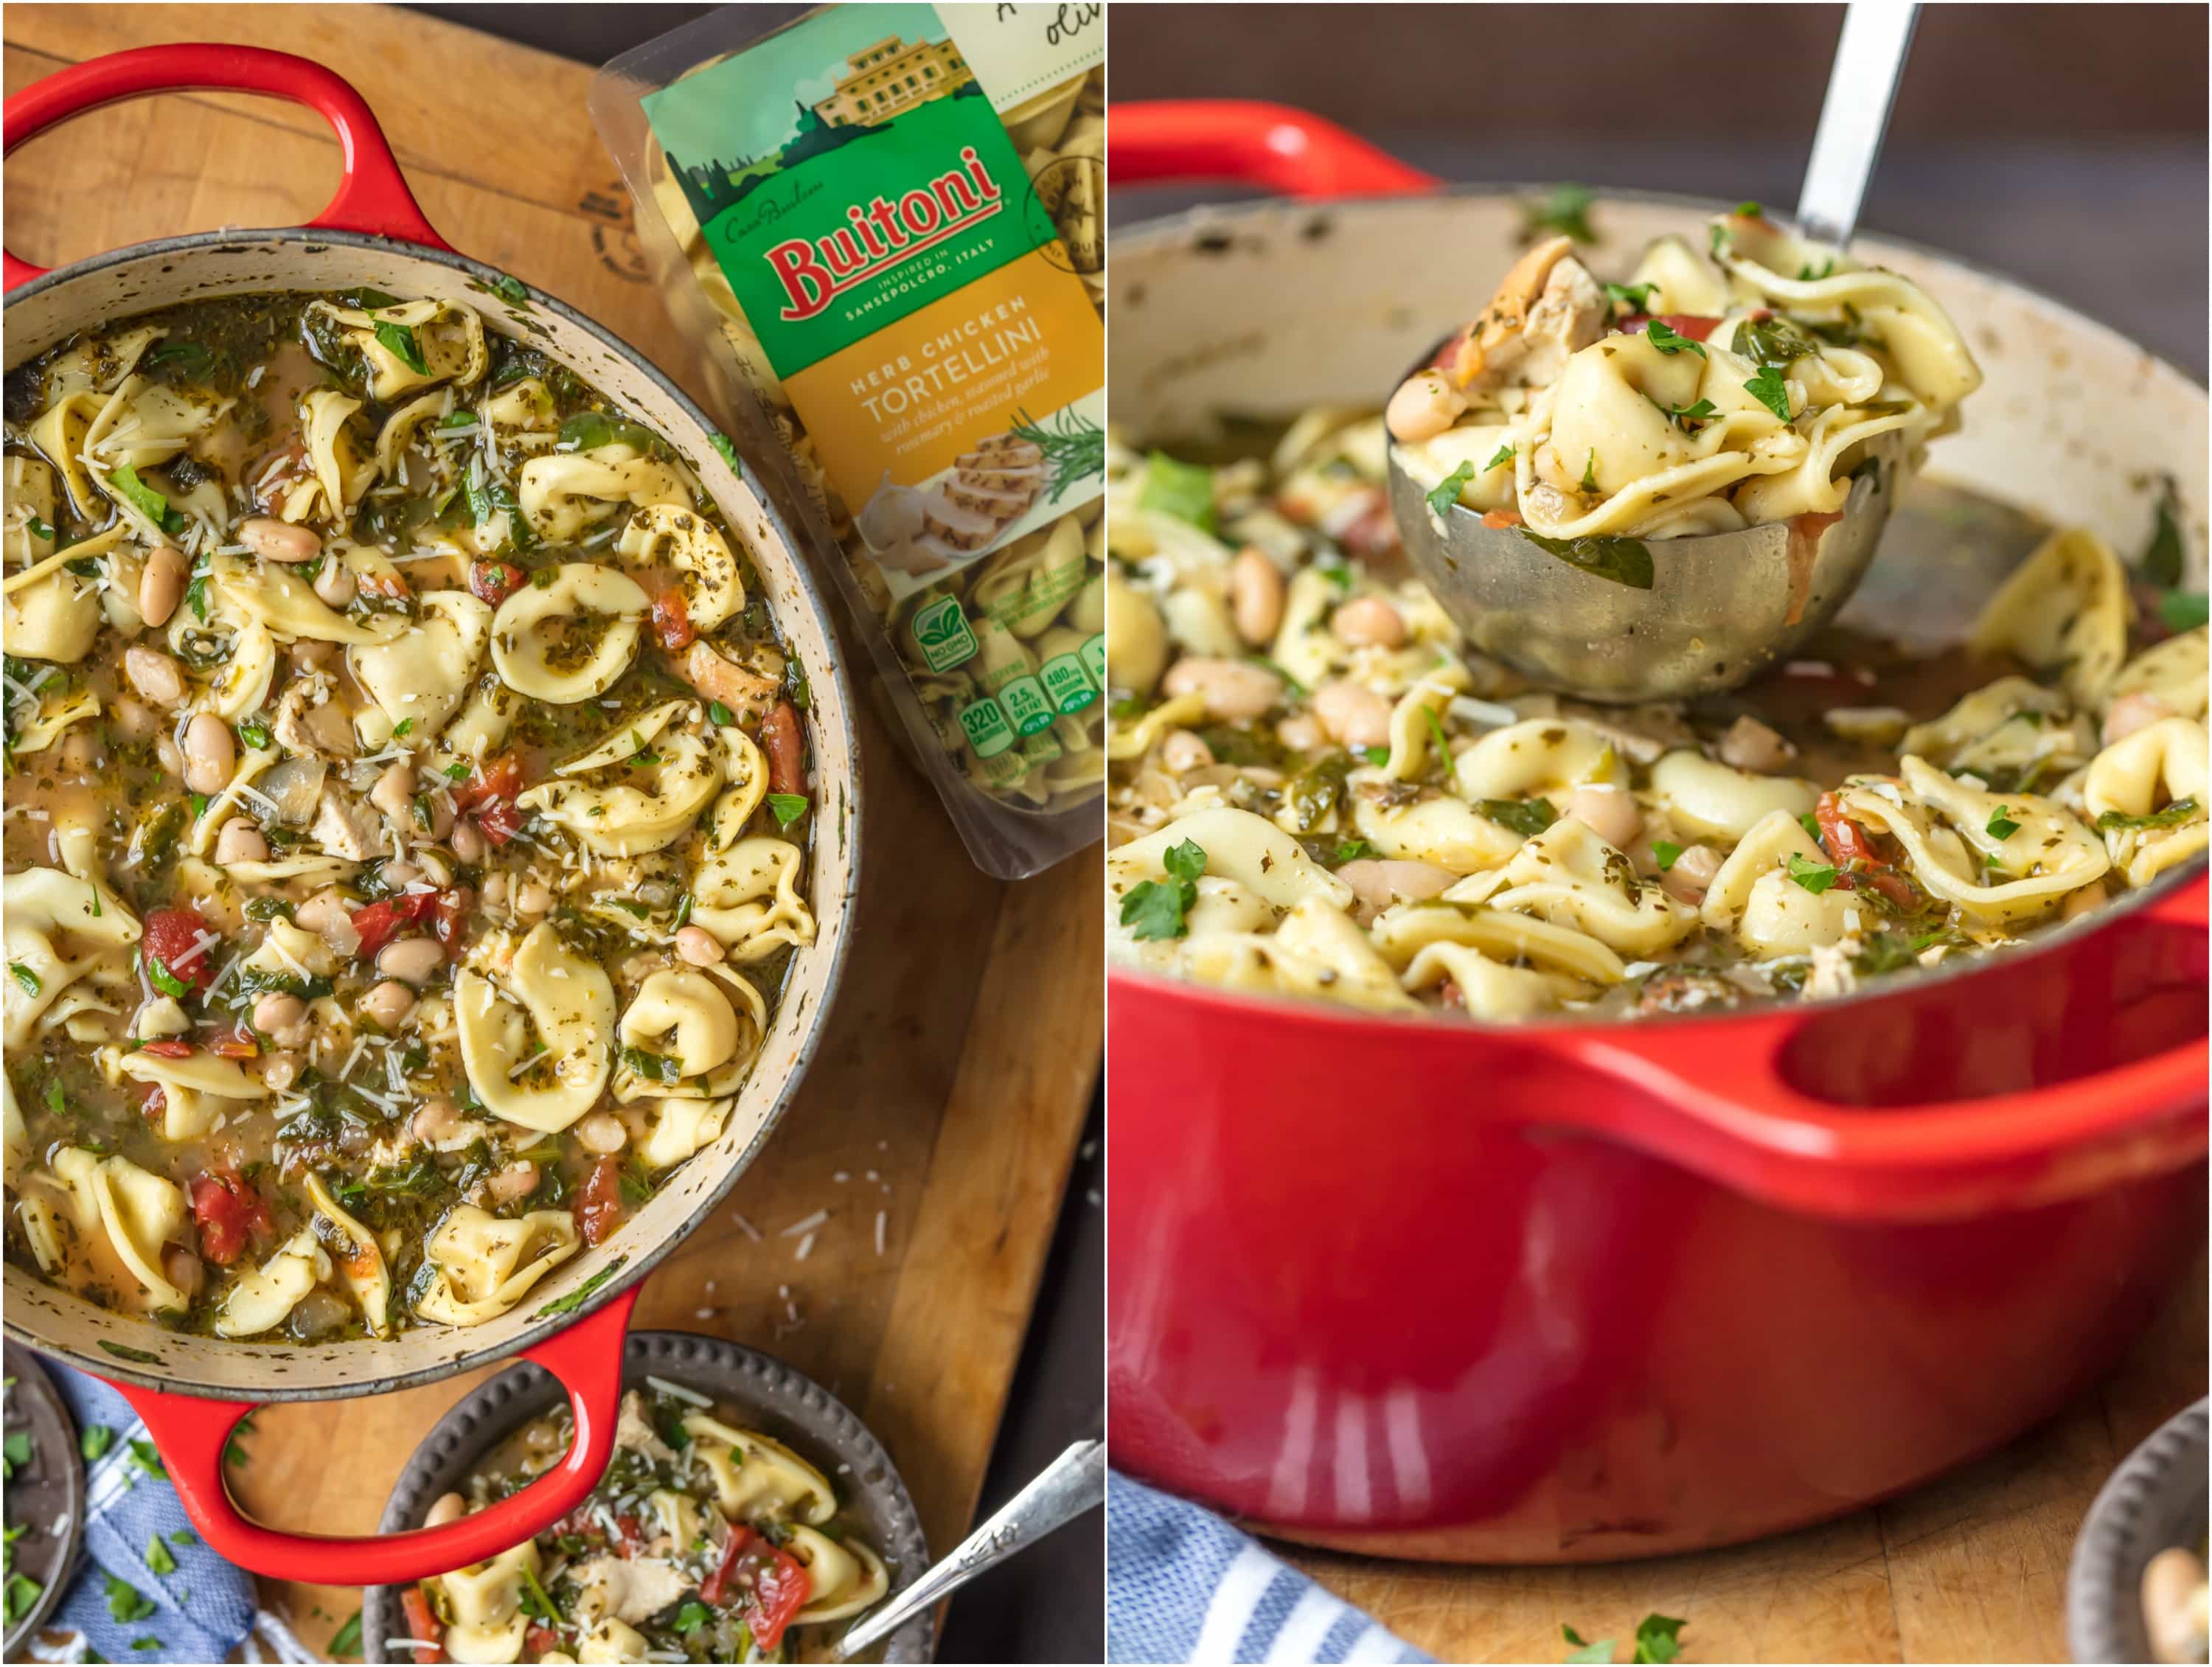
1106, 103, 2208, 1562
1, 47, 860, 1584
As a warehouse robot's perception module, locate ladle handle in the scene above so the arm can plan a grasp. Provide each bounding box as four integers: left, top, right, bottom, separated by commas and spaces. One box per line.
1797, 2, 1919, 248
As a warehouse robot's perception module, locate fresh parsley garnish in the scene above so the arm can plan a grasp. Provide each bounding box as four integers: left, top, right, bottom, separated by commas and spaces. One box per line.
2096, 798, 2199, 833
1479, 798, 1558, 838
1425, 462, 1475, 519
82, 1423, 115, 1461
1662, 398, 1717, 432
1363, 745, 1391, 767
490, 274, 530, 307
1644, 319, 1707, 360
1486, 442, 1516, 473
8, 961, 41, 998
373, 321, 428, 375
1520, 184, 1596, 244
1601, 281, 1655, 313
1120, 838, 1206, 941
330, 1609, 364, 1658
1652, 840, 1683, 871
710, 433, 742, 475
767, 792, 809, 828
674, 1600, 713, 1635
1786, 852, 1840, 894
1986, 806, 2020, 841
105, 1573, 158, 1623
145, 1534, 176, 1576
1335, 839, 1371, 863
238, 719, 272, 750
706, 700, 735, 727
1580, 450, 1600, 493
1744, 363, 1793, 422
111, 464, 186, 533
1, 1432, 28, 1480
1519, 529, 1654, 590
532, 1256, 628, 1320
1139, 453, 1217, 533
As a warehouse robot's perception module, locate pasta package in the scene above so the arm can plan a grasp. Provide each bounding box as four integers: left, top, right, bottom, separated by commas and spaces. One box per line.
593, 4, 1107, 877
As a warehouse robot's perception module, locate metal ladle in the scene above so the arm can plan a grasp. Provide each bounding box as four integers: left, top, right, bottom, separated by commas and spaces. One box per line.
1387, 3, 1921, 703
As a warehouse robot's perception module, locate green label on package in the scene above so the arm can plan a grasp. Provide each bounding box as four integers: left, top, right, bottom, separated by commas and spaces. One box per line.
909, 594, 979, 672
641, 3, 1103, 603
957, 695, 1015, 758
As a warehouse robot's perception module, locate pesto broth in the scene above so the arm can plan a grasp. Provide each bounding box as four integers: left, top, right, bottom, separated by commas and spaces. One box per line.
1105, 415, 2208, 1018
4, 288, 818, 1342
404, 1387, 888, 1664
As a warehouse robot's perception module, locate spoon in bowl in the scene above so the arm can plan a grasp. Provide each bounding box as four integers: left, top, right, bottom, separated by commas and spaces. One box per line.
1385, 2, 1920, 702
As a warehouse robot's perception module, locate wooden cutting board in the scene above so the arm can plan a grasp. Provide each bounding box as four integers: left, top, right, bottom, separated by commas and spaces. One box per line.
1, 5, 1104, 1656
1277, 1256, 2205, 1664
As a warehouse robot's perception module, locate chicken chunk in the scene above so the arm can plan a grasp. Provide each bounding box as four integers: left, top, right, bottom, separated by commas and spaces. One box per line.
1439, 235, 1608, 396
613, 1389, 677, 1466
272, 673, 354, 760
310, 787, 384, 861
568, 1554, 695, 1628
678, 639, 783, 728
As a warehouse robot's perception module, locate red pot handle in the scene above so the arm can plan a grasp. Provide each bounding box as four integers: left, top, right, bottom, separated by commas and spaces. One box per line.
3, 43, 445, 293
1111, 100, 1439, 199
1537, 872, 2211, 1218
99, 1286, 637, 1584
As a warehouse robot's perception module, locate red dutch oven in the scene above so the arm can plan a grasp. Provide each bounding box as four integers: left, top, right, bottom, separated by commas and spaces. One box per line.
2, 50, 861, 1581
1107, 103, 2210, 1561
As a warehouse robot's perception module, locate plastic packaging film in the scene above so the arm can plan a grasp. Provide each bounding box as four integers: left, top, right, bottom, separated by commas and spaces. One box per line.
593, 4, 1106, 877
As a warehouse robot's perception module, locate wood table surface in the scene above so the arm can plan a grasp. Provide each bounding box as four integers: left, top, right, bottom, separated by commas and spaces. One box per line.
1276, 1256, 2205, 1664
2, 5, 1104, 1658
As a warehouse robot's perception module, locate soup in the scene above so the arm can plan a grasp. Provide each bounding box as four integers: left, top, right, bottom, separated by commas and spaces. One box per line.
4, 288, 814, 1340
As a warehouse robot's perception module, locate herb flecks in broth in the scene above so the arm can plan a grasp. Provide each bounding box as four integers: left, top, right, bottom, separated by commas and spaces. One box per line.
4, 290, 817, 1342
1105, 411, 2208, 1022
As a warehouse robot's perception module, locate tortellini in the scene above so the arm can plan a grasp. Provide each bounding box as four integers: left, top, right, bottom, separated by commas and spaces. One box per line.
455, 925, 616, 1132
683, 1414, 838, 1525
490, 565, 647, 703
1700, 810, 1861, 955
1839, 758, 2109, 924
214, 1230, 323, 1340
516, 448, 692, 543
307, 297, 488, 401
1969, 528, 2131, 706
3, 866, 139, 1051
119, 1048, 269, 1142
614, 970, 749, 1100
1487, 818, 1698, 956
516, 711, 724, 857
686, 838, 818, 962
616, 502, 743, 632
436, 1542, 540, 1665
348, 588, 493, 746
2081, 717, 2210, 885
412, 1205, 582, 1327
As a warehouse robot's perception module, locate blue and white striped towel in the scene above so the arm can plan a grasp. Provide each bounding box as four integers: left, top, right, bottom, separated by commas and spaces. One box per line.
1108, 1471, 1432, 1664
35, 1369, 315, 1665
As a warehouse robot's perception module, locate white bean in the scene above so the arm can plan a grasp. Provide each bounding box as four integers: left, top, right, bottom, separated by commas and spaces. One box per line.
181, 712, 237, 795
124, 645, 184, 707
162, 1245, 206, 1302
423, 1492, 468, 1528
371, 761, 416, 824
1559, 783, 1641, 850
1385, 368, 1469, 444
1160, 656, 1284, 723
1331, 596, 1407, 649
514, 879, 552, 919
359, 979, 416, 1029
112, 697, 156, 740
577, 1112, 629, 1156
215, 817, 270, 864
674, 925, 724, 967
1658, 842, 1724, 902
1230, 548, 1286, 647
1716, 714, 1795, 773
252, 992, 307, 1035
1336, 858, 1459, 922
411, 1096, 462, 1145
376, 936, 445, 986
1160, 730, 1216, 773
450, 819, 485, 864
313, 559, 355, 609
138, 544, 187, 628
484, 1159, 538, 1204
1277, 713, 1329, 752
1312, 679, 1394, 750
296, 891, 362, 958
238, 517, 321, 563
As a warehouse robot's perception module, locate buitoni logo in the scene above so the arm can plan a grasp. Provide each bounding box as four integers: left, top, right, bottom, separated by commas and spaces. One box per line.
765, 146, 1003, 321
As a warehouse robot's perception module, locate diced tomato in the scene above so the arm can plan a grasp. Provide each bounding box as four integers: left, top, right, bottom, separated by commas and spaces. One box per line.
1813, 791, 1921, 912
136, 1039, 195, 1059
455, 754, 528, 848
431, 888, 475, 958
524, 1624, 560, 1655
142, 907, 219, 996
141, 1085, 167, 1125
651, 588, 696, 652
759, 701, 805, 797
467, 560, 526, 607
400, 1585, 445, 1664
699, 1524, 755, 1607
698, 1526, 812, 1649
575, 1155, 625, 1248
208, 1032, 260, 1059
1481, 509, 1524, 529
744, 1542, 813, 1652
1613, 313, 1722, 343
349, 891, 440, 960
614, 1513, 645, 1557
359, 567, 413, 602
189, 1169, 271, 1267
